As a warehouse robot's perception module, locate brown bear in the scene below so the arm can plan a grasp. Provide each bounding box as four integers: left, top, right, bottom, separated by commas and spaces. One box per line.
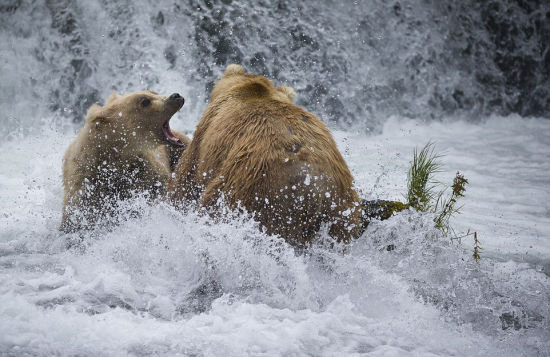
169, 65, 363, 246
61, 90, 190, 233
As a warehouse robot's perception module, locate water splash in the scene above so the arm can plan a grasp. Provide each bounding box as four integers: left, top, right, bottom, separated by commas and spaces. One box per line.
1, 121, 549, 355
1, 0, 548, 133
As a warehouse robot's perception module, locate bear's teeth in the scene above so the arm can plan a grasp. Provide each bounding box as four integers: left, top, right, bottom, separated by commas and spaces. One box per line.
162, 120, 184, 146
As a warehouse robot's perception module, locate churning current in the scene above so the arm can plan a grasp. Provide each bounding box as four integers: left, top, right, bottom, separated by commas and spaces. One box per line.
1, 1, 549, 356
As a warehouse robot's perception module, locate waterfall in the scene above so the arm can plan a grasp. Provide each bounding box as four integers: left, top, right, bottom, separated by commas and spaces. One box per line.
1, 0, 548, 132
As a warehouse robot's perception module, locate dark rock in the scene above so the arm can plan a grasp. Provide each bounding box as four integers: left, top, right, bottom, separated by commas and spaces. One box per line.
0, 0, 21, 13
177, 280, 223, 314
500, 312, 523, 330
164, 45, 177, 68
154, 11, 164, 26
361, 199, 409, 231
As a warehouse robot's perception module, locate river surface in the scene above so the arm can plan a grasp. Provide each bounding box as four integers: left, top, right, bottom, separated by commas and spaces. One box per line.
1, 115, 549, 356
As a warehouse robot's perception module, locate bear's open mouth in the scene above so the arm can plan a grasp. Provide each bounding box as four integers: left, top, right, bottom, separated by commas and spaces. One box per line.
162, 119, 185, 146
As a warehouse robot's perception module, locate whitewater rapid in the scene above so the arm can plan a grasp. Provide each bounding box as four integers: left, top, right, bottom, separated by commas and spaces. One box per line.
1, 115, 548, 356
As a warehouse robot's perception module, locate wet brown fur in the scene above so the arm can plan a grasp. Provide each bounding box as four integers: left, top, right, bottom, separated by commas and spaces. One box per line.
61, 90, 190, 233
169, 65, 362, 246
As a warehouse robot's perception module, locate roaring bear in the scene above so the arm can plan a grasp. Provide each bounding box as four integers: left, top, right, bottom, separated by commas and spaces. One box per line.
169, 65, 363, 246
61, 90, 190, 233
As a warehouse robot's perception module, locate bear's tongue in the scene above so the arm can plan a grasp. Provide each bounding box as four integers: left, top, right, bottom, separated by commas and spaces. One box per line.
162, 119, 185, 146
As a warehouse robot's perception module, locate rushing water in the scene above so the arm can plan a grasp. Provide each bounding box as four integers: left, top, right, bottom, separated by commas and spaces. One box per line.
1, 1, 550, 356
1, 117, 549, 356
2, 0, 549, 131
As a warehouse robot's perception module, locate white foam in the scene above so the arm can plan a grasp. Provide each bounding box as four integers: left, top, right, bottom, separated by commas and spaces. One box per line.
0, 116, 549, 355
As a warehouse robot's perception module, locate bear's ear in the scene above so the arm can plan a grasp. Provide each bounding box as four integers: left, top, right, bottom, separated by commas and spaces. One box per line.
85, 104, 110, 123
105, 91, 120, 105
277, 86, 297, 102
224, 64, 245, 76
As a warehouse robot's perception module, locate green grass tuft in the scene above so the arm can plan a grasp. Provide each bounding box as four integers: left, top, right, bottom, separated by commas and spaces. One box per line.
405, 142, 480, 260
433, 171, 469, 235
406, 141, 443, 212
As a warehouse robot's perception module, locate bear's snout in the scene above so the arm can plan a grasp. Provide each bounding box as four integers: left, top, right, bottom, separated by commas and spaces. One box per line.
166, 93, 184, 113
169, 93, 184, 102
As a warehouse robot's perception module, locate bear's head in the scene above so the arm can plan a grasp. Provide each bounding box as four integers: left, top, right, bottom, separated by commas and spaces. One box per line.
86, 90, 185, 146
210, 64, 296, 104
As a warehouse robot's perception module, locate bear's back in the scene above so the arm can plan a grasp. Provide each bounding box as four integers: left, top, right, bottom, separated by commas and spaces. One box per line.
170, 66, 362, 245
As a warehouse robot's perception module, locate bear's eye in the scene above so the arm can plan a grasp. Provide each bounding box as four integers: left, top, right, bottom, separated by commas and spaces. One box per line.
140, 98, 151, 108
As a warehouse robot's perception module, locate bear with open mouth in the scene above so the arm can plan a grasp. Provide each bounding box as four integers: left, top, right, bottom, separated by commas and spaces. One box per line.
61, 90, 190, 233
